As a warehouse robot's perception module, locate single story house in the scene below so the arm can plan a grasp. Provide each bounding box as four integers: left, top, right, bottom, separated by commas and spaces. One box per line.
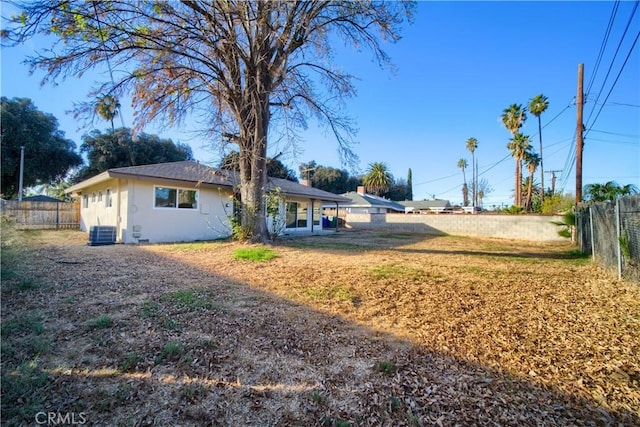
323, 186, 406, 214
65, 161, 348, 244
399, 199, 452, 214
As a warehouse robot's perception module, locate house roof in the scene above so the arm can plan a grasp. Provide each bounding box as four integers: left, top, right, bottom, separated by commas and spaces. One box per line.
21, 195, 64, 202
327, 191, 406, 212
66, 161, 348, 203
398, 199, 451, 209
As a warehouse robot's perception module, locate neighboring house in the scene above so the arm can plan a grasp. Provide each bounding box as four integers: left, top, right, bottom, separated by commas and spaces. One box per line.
65, 161, 348, 244
21, 195, 64, 203
324, 186, 406, 214
399, 199, 452, 214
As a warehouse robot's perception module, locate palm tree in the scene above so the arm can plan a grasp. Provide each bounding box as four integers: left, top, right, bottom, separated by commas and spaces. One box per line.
457, 158, 469, 206
501, 104, 527, 206
524, 150, 540, 211
501, 103, 527, 135
95, 94, 121, 131
528, 94, 549, 201
465, 137, 478, 207
584, 181, 639, 202
362, 162, 392, 196
507, 133, 531, 207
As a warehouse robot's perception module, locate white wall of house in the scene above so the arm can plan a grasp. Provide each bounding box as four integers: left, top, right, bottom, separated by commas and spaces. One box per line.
124, 181, 234, 243
78, 182, 120, 232
78, 178, 234, 243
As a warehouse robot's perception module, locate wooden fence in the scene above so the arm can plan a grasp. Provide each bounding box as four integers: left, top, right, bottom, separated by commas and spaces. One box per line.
0, 200, 81, 230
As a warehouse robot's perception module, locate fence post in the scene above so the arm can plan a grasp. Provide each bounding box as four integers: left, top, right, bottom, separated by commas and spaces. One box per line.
616, 197, 622, 280
589, 206, 595, 259
56, 202, 60, 230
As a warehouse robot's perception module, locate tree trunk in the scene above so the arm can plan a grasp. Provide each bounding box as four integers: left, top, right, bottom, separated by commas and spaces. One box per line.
525, 172, 534, 211
238, 59, 272, 243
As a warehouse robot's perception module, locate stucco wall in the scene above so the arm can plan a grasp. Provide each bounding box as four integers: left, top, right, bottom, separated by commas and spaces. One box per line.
78, 182, 120, 232
345, 213, 565, 242
125, 181, 234, 243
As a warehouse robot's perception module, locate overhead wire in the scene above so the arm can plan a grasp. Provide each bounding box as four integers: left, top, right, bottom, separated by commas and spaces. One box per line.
584, 0, 639, 130
586, 1, 620, 95
585, 29, 640, 135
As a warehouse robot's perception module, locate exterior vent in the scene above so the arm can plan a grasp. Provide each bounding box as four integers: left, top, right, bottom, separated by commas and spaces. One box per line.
88, 226, 116, 246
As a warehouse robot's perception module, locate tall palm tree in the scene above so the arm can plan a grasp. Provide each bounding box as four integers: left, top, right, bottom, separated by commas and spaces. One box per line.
457, 158, 469, 206
95, 94, 121, 131
501, 104, 527, 206
362, 162, 392, 196
501, 103, 527, 135
507, 133, 531, 207
465, 137, 478, 207
528, 94, 549, 202
524, 150, 540, 211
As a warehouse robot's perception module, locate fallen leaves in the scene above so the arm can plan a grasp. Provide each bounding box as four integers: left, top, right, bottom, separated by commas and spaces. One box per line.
1, 229, 639, 425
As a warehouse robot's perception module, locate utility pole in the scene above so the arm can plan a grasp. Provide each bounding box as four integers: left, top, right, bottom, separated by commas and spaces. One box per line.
18, 145, 25, 201
575, 63, 584, 204
546, 170, 562, 195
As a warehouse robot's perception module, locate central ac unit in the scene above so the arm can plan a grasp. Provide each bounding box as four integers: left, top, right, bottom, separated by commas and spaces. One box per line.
88, 226, 117, 246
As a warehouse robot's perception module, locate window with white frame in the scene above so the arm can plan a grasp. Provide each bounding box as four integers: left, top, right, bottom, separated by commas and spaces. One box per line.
82, 194, 88, 208
154, 186, 198, 209
91, 193, 96, 203
98, 191, 103, 202
105, 189, 112, 208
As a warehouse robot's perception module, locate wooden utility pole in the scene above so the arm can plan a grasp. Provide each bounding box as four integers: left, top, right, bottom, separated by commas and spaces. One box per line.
546, 170, 562, 195
575, 63, 584, 204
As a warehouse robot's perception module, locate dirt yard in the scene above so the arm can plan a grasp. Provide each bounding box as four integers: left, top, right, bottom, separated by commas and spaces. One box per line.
1, 228, 639, 426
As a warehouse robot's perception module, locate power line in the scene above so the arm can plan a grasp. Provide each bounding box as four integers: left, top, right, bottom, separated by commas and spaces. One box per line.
586, 1, 620, 95
589, 129, 639, 138
585, 1, 639, 129
585, 29, 640, 135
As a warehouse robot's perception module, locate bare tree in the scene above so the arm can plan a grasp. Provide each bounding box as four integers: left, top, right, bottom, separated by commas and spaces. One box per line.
4, 1, 414, 241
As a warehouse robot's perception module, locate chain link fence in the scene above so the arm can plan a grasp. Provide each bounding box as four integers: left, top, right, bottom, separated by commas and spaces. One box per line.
576, 194, 640, 282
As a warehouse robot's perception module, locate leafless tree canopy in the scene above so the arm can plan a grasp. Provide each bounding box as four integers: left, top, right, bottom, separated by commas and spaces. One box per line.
5, 0, 414, 241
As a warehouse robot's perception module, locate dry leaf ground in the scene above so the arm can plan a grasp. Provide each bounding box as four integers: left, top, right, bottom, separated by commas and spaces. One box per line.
1, 227, 639, 426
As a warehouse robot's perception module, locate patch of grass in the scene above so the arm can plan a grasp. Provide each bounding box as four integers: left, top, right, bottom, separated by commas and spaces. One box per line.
389, 396, 402, 411
14, 277, 42, 291
233, 246, 277, 262
0, 359, 50, 422
167, 241, 217, 252
93, 385, 133, 413
86, 314, 114, 330
164, 289, 220, 311
139, 301, 161, 318
311, 390, 328, 405
301, 285, 355, 302
156, 341, 183, 364
374, 360, 397, 374
369, 264, 426, 281
1, 315, 45, 337
119, 353, 141, 372
563, 248, 591, 266
180, 383, 208, 403
162, 317, 182, 330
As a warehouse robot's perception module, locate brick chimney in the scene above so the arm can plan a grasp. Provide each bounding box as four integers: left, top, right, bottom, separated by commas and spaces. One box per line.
300, 179, 312, 187
357, 186, 366, 195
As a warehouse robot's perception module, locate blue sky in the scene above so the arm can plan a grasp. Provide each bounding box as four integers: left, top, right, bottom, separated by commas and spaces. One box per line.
2, 1, 638, 207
